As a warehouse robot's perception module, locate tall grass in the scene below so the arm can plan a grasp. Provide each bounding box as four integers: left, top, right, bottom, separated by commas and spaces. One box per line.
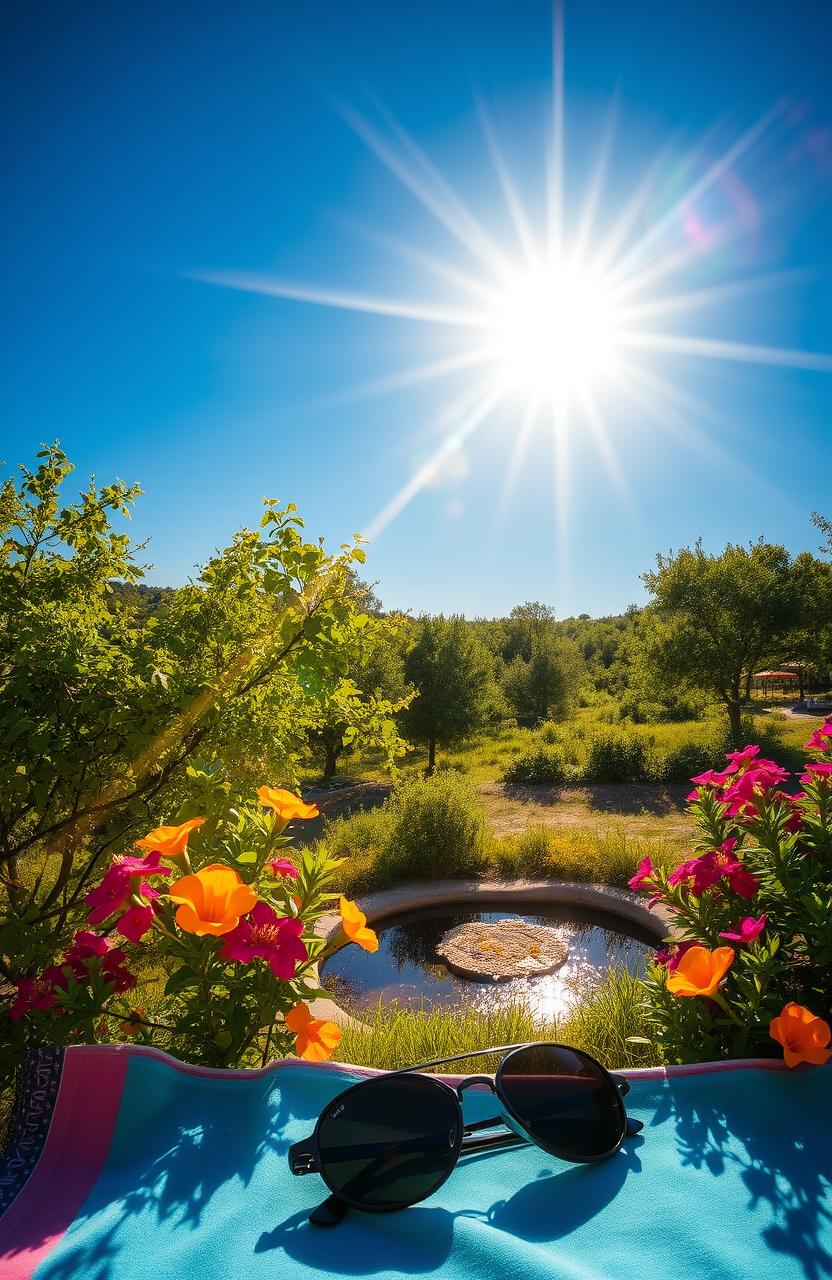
335, 969, 658, 1072
490, 824, 678, 885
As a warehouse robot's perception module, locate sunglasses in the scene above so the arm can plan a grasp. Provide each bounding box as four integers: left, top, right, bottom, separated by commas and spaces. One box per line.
288, 1041, 644, 1226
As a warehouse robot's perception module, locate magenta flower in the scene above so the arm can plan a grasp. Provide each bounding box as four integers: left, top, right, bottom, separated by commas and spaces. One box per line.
727, 864, 760, 899
84, 865, 132, 924
668, 858, 697, 888
268, 858, 299, 879
722, 761, 790, 816
800, 762, 832, 784
654, 939, 697, 972
720, 914, 767, 944
804, 722, 832, 752
111, 850, 172, 880
220, 902, 308, 979
8, 973, 60, 1020
628, 856, 655, 891
116, 905, 155, 942
63, 931, 136, 992
724, 745, 760, 769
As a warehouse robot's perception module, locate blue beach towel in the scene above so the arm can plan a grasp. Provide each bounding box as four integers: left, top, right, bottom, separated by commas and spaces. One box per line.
0, 1045, 829, 1279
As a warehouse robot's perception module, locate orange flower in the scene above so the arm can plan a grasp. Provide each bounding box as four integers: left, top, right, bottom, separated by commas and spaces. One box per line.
339, 896, 379, 952
665, 945, 735, 998
770, 1002, 832, 1068
285, 1003, 342, 1061
257, 786, 319, 830
168, 864, 258, 937
120, 1008, 147, 1039
136, 817, 205, 860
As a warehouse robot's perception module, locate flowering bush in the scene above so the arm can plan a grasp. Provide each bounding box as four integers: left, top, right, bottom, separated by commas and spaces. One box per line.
6, 782, 378, 1067
631, 724, 832, 1068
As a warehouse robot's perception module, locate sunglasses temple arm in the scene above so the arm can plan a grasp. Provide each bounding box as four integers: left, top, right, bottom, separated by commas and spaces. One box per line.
308, 1193, 350, 1228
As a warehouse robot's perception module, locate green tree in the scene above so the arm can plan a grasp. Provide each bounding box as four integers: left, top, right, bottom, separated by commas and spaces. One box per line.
639, 539, 799, 742
0, 444, 400, 980
784, 551, 832, 696
502, 633, 581, 725
504, 600, 557, 662
307, 614, 413, 779
400, 615, 498, 771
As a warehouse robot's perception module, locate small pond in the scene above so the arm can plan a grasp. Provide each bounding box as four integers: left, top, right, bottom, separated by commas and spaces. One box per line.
322, 903, 657, 1022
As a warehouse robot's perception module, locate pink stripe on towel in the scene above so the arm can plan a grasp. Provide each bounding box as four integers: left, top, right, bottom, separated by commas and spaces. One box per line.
0, 1047, 129, 1280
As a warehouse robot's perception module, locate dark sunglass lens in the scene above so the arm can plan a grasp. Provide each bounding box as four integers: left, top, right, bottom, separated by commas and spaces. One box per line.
498, 1045, 625, 1161
316, 1075, 460, 1209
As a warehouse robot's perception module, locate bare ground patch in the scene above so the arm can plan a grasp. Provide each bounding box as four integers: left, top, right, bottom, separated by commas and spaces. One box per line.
479, 782, 695, 841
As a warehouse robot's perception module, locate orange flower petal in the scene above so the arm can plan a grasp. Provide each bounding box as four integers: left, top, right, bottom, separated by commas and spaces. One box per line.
257, 786, 319, 823
168, 864, 258, 936
770, 1002, 832, 1068
339, 896, 379, 952
666, 945, 735, 998
136, 817, 206, 857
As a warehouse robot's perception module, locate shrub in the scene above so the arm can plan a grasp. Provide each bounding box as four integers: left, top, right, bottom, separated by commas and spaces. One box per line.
326, 774, 489, 891
380, 774, 488, 882
582, 731, 655, 783
503, 745, 570, 785
631, 725, 832, 1066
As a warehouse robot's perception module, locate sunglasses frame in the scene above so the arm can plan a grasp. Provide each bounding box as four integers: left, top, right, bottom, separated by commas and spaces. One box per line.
288, 1041, 641, 1226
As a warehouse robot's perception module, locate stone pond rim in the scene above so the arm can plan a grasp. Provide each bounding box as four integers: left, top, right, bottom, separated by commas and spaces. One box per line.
309, 878, 672, 1028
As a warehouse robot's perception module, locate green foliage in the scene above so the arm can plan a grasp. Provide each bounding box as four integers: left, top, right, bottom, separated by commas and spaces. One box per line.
639, 538, 803, 741
335, 967, 656, 1072
503, 745, 570, 785
1, 766, 358, 1090
381, 774, 488, 880
400, 615, 500, 769
635, 732, 832, 1064
0, 445, 403, 1052
582, 731, 653, 783
502, 632, 581, 726
490, 824, 677, 886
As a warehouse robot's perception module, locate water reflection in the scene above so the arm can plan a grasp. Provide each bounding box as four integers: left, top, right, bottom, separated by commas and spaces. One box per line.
322, 905, 655, 1022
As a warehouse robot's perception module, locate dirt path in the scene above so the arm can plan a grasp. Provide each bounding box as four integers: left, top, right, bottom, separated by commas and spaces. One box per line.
300, 778, 695, 844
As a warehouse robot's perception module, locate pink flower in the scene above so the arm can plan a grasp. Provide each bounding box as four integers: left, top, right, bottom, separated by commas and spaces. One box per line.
8, 973, 60, 1020
654, 939, 697, 972
63, 931, 136, 993
668, 859, 697, 888
84, 865, 132, 924
116, 905, 155, 942
722, 761, 790, 816
112, 850, 172, 879
727, 865, 760, 899
268, 858, 299, 879
83, 852, 171, 926
804, 722, 832, 752
720, 914, 767, 944
774, 791, 805, 833
220, 902, 308, 979
628, 856, 655, 891
800, 762, 832, 785
724, 745, 760, 769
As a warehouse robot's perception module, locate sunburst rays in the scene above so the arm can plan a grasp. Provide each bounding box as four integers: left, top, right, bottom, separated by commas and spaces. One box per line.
194, 4, 830, 547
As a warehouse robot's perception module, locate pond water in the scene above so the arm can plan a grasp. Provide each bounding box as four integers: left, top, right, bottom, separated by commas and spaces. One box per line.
322, 903, 657, 1022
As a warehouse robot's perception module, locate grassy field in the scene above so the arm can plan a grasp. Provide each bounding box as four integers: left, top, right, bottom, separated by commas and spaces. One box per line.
300, 705, 826, 885
304, 702, 823, 788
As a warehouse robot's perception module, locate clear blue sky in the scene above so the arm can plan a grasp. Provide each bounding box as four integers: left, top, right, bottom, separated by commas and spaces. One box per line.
2, 0, 830, 617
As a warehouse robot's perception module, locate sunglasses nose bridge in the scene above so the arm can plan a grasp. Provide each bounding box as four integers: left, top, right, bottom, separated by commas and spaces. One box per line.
456, 1075, 497, 1103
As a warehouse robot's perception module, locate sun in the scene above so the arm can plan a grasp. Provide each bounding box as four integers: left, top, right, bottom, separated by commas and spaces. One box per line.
488, 257, 623, 401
